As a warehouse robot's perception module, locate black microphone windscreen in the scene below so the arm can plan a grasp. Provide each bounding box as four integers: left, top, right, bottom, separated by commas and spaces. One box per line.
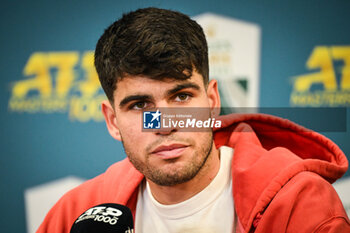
70, 203, 134, 233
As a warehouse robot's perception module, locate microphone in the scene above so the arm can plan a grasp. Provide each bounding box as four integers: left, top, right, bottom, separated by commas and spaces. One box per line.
70, 203, 134, 233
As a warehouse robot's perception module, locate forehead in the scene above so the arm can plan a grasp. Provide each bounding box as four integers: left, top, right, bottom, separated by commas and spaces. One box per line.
113, 72, 205, 99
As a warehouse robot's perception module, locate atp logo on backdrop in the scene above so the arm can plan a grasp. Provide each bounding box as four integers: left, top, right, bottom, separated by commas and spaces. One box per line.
290, 46, 350, 107
8, 51, 105, 122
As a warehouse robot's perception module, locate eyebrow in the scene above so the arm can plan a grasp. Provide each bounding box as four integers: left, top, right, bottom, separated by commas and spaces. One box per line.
118, 82, 201, 108
119, 95, 153, 108
166, 82, 201, 96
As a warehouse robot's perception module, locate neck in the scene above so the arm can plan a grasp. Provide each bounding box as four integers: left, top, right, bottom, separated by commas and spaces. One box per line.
146, 142, 220, 205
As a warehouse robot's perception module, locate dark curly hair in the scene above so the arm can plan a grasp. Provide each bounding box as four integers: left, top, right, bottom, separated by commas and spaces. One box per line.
94, 7, 209, 103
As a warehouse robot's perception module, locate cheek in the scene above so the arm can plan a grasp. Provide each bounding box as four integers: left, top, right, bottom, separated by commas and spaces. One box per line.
194, 92, 211, 105
118, 118, 152, 155
117, 113, 143, 134
191, 131, 212, 148
120, 127, 143, 148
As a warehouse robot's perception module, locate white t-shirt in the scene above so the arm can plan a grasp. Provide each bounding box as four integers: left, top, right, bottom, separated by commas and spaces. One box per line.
135, 146, 234, 233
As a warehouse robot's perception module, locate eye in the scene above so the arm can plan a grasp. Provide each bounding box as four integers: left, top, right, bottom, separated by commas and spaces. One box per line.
129, 101, 148, 110
174, 93, 192, 102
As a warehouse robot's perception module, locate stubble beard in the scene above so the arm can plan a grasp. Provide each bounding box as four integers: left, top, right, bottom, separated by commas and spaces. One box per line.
122, 132, 214, 186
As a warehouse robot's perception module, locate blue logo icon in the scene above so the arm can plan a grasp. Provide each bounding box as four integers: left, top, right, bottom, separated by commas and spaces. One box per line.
143, 110, 161, 129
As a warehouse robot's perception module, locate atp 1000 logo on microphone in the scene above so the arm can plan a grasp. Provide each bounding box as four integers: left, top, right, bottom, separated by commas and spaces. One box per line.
71, 203, 134, 233
75, 205, 122, 225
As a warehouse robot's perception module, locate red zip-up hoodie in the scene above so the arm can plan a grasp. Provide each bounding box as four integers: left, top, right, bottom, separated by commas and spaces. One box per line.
37, 113, 350, 233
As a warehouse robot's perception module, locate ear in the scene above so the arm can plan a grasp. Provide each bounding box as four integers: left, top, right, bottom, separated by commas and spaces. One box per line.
206, 79, 221, 117
101, 100, 122, 141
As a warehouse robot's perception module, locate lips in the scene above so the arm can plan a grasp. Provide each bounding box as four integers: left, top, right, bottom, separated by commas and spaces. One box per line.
151, 143, 188, 159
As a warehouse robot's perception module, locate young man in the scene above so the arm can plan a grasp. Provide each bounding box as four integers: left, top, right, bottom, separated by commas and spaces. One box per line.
37, 8, 350, 233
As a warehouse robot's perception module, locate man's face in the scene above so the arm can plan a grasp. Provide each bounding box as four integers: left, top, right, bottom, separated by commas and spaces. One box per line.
102, 71, 220, 186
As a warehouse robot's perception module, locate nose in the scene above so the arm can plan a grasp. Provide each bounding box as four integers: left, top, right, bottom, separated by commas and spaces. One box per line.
156, 127, 177, 135
156, 100, 170, 109
153, 101, 178, 135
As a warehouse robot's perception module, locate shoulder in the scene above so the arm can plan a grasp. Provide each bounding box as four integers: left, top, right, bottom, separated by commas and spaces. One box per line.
283, 172, 350, 232
256, 172, 350, 233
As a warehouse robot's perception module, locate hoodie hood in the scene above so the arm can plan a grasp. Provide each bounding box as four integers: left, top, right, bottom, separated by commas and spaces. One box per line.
213, 113, 348, 232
